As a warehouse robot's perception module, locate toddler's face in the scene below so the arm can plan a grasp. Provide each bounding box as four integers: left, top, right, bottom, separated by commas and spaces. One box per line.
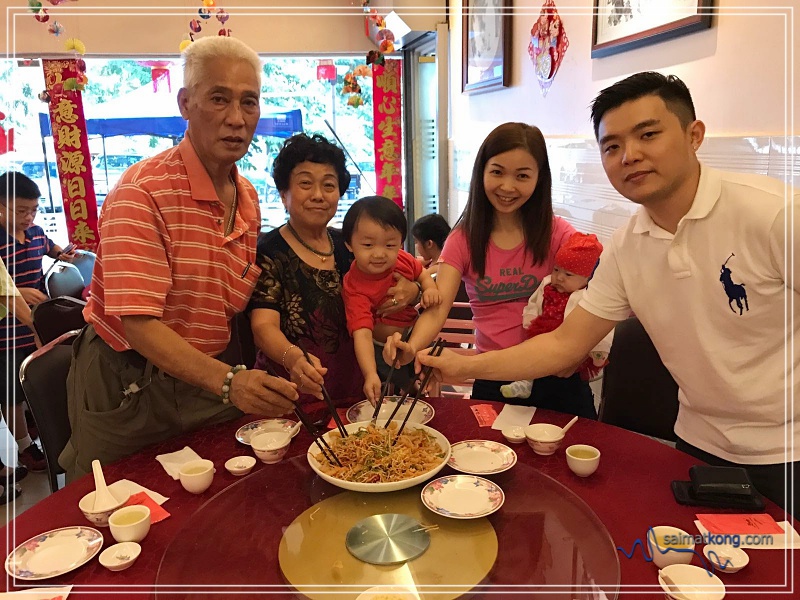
347, 216, 403, 276
550, 265, 589, 294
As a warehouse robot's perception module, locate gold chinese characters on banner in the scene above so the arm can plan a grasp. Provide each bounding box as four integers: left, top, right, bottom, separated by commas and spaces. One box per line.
42, 58, 99, 251
372, 59, 403, 208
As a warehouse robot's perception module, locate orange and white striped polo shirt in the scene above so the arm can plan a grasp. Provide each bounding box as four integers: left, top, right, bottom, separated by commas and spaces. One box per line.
85, 136, 262, 356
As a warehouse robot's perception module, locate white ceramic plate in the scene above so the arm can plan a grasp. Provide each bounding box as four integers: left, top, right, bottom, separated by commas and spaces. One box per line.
236, 418, 298, 445
448, 440, 517, 475
5, 526, 104, 581
421, 475, 505, 519
307, 421, 450, 493
346, 397, 435, 426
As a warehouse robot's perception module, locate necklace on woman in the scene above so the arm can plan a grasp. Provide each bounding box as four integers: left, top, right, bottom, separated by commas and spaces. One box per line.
225, 175, 238, 236
285, 221, 335, 262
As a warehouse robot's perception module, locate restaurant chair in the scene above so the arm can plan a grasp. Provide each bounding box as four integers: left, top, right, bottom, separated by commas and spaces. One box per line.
428, 301, 476, 399
45, 262, 86, 300
19, 329, 81, 494
32, 296, 87, 346
70, 250, 97, 286
599, 316, 679, 442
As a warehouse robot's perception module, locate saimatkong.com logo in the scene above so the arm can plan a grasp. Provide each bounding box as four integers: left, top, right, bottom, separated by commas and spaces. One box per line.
618, 527, 775, 575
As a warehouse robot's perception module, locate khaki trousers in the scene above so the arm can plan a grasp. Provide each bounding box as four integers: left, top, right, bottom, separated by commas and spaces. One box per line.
59, 325, 241, 482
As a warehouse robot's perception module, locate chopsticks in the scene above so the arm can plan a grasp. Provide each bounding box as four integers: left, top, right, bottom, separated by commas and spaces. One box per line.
388, 338, 444, 435
261, 361, 342, 467
293, 403, 342, 467
297, 345, 348, 439
371, 327, 413, 425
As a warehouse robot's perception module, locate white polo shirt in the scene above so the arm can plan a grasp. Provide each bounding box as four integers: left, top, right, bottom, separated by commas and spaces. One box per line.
580, 165, 798, 464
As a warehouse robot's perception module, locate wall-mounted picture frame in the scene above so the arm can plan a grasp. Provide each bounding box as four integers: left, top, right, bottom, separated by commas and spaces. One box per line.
462, 0, 511, 94
591, 0, 714, 59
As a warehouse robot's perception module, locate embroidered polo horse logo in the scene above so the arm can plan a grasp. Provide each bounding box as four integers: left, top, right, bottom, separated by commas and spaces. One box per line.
720, 253, 748, 315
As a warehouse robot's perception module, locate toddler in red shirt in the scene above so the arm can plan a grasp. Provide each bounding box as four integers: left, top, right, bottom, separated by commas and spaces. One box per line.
342, 196, 442, 404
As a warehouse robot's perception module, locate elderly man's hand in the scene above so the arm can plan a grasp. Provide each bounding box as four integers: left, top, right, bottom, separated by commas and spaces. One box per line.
377, 273, 418, 317
229, 370, 298, 417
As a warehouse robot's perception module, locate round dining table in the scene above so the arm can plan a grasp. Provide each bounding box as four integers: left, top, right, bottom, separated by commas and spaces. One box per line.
1, 397, 795, 598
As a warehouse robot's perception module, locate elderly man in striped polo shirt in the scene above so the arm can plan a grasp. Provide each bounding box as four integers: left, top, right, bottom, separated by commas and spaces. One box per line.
60, 37, 298, 480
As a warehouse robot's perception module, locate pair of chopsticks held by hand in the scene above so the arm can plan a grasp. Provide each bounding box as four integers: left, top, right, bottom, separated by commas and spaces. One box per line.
375, 336, 444, 427
261, 353, 344, 466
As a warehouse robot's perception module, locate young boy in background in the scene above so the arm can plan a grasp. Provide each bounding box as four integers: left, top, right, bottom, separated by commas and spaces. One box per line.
342, 196, 441, 404
0, 171, 75, 473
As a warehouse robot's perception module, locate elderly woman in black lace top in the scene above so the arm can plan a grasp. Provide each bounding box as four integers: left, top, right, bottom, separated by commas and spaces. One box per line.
249, 134, 419, 408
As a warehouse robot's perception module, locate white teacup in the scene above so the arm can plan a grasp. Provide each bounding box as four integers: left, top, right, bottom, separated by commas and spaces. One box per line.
566, 444, 601, 477
108, 505, 151, 543
179, 459, 215, 494
251, 431, 291, 464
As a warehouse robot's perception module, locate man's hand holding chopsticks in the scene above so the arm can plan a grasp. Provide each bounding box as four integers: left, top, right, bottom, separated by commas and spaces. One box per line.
229, 370, 298, 417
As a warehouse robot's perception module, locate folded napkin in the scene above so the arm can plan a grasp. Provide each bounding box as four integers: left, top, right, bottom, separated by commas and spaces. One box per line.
491, 404, 536, 431
694, 519, 800, 550
0, 585, 72, 599
155, 446, 203, 480
110, 479, 168, 505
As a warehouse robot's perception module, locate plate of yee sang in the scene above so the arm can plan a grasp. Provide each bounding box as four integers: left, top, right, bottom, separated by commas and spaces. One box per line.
306, 421, 451, 493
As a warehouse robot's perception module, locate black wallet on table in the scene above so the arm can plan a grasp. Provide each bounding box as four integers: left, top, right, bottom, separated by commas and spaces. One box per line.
671, 466, 766, 511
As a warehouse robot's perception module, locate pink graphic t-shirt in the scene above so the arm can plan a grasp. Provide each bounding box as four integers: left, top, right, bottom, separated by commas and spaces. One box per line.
439, 217, 576, 353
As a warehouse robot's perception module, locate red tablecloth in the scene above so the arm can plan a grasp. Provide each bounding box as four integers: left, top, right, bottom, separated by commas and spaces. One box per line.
2, 398, 796, 597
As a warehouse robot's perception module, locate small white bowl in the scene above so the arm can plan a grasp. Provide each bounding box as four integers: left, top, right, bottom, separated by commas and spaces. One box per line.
703, 544, 749, 574
251, 431, 291, 464
523, 423, 565, 455
565, 444, 601, 477
225, 455, 256, 476
658, 564, 725, 600
108, 505, 151, 543
501, 426, 526, 444
99, 541, 141, 572
647, 525, 696, 569
78, 488, 131, 527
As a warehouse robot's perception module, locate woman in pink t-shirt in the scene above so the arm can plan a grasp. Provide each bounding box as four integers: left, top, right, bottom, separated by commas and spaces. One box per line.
384, 122, 576, 402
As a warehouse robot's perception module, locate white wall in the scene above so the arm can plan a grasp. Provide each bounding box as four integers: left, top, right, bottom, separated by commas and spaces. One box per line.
447, 0, 799, 231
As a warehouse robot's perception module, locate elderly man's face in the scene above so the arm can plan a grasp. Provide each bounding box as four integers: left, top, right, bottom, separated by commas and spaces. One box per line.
179, 57, 261, 169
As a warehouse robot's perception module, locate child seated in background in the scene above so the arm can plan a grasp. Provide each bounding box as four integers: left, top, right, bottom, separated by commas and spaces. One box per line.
500, 232, 611, 419
342, 196, 442, 404
411, 213, 451, 276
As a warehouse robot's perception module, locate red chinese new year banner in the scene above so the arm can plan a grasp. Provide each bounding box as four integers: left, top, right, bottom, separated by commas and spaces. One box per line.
372, 59, 403, 208
42, 59, 99, 252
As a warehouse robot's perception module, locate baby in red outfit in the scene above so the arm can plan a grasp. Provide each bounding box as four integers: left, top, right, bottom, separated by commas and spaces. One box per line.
501, 232, 612, 403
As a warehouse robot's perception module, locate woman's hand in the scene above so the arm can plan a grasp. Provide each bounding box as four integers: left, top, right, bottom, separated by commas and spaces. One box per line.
377, 273, 418, 317
363, 373, 382, 406
287, 348, 328, 400
382, 331, 417, 368
229, 370, 298, 417
415, 347, 471, 385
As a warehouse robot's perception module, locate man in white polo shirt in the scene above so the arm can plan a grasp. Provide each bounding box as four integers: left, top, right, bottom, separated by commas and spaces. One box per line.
413, 72, 798, 515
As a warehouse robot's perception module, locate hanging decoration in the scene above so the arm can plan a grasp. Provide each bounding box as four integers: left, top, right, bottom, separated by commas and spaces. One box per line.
372, 59, 403, 208
29, 0, 90, 92
527, 0, 569, 97
0, 112, 15, 155
41, 58, 100, 251
180, 1, 233, 51
360, 0, 395, 52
